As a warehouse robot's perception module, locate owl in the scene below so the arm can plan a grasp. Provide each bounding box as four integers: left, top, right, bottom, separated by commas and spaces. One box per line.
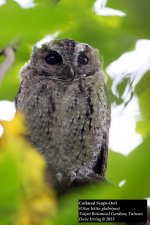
15, 39, 111, 187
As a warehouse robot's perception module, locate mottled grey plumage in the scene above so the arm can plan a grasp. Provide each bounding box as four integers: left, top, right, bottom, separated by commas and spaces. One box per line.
15, 39, 111, 186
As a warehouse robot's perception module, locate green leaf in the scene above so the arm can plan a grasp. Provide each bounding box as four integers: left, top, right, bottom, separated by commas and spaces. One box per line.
54, 182, 123, 225
107, 0, 150, 38
0, 0, 138, 100
106, 150, 127, 185
121, 137, 150, 198
135, 71, 150, 138
0, 151, 20, 222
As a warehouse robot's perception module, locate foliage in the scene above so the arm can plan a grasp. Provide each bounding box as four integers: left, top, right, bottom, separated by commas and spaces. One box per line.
0, 114, 56, 225
0, 0, 150, 225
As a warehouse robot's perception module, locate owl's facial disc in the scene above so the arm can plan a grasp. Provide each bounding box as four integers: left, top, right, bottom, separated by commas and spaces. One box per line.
44, 51, 75, 80
31, 39, 101, 81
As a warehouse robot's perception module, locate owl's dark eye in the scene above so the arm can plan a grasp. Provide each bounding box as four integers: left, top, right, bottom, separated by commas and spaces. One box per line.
45, 52, 62, 65
78, 54, 89, 65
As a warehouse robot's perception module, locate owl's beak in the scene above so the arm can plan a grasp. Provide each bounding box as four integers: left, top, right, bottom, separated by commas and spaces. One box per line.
69, 67, 75, 81
64, 65, 75, 81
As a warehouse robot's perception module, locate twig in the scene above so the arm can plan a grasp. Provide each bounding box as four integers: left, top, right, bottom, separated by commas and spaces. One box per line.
0, 46, 15, 81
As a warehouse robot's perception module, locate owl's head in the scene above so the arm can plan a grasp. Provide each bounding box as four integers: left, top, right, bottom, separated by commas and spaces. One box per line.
26, 39, 103, 81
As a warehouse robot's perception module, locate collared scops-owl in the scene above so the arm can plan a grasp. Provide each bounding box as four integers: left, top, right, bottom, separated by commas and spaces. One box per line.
15, 39, 111, 186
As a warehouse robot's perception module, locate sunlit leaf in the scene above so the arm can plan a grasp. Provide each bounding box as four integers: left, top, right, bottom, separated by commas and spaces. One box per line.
0, 113, 57, 225
121, 137, 150, 198
0, 0, 138, 100
108, 0, 150, 38
106, 150, 127, 184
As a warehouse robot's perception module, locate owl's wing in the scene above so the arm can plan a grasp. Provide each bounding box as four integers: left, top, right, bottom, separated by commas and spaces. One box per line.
93, 130, 109, 177
93, 85, 111, 177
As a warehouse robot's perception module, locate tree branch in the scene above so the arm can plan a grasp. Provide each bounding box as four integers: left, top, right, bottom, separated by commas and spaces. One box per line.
0, 46, 15, 81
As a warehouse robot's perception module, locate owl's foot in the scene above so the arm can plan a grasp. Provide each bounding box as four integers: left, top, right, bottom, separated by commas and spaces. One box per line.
68, 171, 76, 185
74, 173, 105, 185
56, 171, 76, 185
56, 171, 103, 187
56, 172, 63, 183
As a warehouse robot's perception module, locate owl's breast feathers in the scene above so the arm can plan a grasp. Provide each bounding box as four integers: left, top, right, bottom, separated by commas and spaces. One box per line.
16, 72, 110, 177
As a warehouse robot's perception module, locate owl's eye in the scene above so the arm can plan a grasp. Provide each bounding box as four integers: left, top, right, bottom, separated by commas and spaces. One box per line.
78, 54, 89, 65
45, 52, 62, 65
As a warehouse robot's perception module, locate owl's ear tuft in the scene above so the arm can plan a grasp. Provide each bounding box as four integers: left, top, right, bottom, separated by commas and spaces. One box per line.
41, 42, 51, 51
32, 45, 38, 52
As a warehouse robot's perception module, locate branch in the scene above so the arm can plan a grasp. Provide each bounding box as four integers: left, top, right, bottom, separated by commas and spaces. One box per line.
0, 46, 15, 81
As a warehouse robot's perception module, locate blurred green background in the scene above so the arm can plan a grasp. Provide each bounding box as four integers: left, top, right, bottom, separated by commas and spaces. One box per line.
0, 0, 150, 225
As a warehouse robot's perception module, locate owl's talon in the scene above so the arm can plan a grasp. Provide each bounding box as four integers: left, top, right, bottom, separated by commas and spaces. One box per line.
68, 171, 76, 185
56, 172, 63, 183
